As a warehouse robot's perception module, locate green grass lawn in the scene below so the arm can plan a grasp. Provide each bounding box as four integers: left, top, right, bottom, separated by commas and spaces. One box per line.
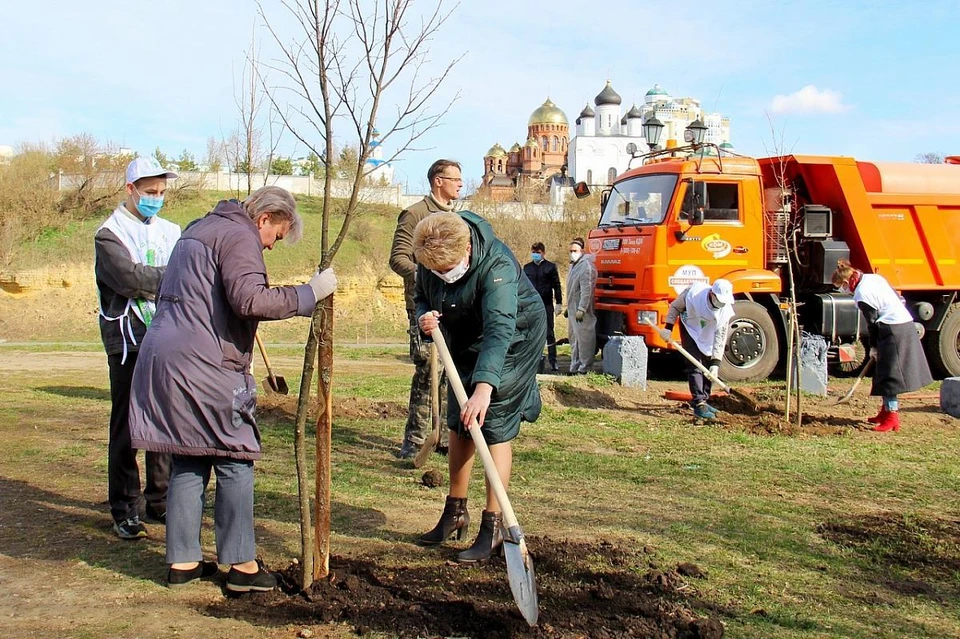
1, 348, 958, 638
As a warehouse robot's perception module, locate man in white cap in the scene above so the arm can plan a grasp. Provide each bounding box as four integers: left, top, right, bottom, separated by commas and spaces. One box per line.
94, 156, 181, 539
658, 279, 736, 419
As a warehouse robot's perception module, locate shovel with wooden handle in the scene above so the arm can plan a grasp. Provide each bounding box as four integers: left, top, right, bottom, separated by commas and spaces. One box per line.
432, 328, 539, 627
643, 318, 757, 411
255, 332, 289, 395
837, 356, 874, 404
412, 342, 441, 468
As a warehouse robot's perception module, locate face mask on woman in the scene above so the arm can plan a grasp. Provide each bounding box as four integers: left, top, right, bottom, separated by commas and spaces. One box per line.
569, 250, 582, 263
432, 257, 469, 284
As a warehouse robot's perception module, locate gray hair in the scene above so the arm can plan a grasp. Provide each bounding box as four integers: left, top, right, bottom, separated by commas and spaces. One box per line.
243, 185, 303, 244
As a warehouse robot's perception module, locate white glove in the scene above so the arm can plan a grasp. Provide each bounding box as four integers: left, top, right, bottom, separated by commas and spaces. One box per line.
309, 267, 337, 301
869, 347, 877, 360
657, 327, 673, 342
708, 365, 720, 379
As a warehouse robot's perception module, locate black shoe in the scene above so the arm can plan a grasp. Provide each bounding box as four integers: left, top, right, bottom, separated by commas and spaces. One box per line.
456, 510, 503, 563
397, 440, 421, 459
226, 562, 277, 593
418, 496, 469, 546
167, 561, 219, 587
113, 516, 147, 540
549, 363, 559, 373
435, 445, 449, 457
145, 505, 166, 525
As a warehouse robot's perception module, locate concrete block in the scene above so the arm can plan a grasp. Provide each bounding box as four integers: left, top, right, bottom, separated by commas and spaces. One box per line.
791, 332, 828, 396
940, 377, 960, 418
602, 336, 648, 390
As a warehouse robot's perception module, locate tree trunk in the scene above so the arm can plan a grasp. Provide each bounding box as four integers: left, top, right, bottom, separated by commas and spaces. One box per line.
312, 294, 334, 580
293, 319, 319, 590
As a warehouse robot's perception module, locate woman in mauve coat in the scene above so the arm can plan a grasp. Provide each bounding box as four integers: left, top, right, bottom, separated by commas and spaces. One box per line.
412, 210, 546, 563
130, 186, 336, 591
832, 259, 932, 432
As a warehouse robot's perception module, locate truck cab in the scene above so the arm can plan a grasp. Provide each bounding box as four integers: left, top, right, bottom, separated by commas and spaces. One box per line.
589, 154, 784, 381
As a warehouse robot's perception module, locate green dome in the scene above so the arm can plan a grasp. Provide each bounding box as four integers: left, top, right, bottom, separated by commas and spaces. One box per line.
719, 142, 734, 149
527, 98, 569, 126
646, 83, 669, 96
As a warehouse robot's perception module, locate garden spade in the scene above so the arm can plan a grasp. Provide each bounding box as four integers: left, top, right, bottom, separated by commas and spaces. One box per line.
643, 318, 757, 412
431, 328, 539, 627
255, 333, 289, 395
837, 356, 874, 404
412, 342, 441, 468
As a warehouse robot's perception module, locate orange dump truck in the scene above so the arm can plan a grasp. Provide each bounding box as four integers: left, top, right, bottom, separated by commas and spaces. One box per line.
585, 150, 960, 381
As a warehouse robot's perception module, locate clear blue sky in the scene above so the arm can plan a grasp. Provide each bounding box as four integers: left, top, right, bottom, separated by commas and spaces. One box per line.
2, 0, 958, 193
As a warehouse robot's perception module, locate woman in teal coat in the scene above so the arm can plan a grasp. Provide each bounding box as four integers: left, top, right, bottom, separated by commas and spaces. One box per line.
413, 210, 546, 563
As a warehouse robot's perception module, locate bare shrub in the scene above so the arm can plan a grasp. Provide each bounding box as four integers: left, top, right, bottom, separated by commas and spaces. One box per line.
0, 146, 61, 267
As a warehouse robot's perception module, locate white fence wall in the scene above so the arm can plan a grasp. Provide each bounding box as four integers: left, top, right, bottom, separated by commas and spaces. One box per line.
57, 171, 568, 219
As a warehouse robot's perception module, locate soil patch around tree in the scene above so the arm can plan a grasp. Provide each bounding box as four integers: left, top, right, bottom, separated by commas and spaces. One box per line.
208, 538, 726, 638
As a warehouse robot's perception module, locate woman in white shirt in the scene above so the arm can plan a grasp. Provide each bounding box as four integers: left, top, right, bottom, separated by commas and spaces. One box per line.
832, 260, 932, 432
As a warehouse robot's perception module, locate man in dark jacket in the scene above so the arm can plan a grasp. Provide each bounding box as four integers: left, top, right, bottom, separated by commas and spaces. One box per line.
388, 159, 460, 459
523, 241, 562, 372
95, 157, 180, 540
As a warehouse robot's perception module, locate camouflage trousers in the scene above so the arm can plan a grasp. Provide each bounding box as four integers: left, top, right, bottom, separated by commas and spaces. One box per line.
404, 311, 447, 447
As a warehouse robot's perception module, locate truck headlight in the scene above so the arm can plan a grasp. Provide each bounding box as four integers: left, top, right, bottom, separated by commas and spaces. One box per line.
637, 310, 658, 326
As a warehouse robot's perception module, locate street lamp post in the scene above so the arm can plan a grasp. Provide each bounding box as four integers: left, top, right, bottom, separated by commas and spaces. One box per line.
643, 114, 664, 152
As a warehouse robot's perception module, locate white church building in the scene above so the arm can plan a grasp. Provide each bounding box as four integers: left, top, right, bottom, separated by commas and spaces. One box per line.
567, 81, 732, 186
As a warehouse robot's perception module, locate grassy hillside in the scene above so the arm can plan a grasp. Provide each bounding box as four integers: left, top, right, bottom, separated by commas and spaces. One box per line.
0, 190, 594, 345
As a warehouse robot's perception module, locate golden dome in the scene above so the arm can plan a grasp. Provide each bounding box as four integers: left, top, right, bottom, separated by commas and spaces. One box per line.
484, 143, 507, 158
527, 98, 569, 126
524, 136, 540, 148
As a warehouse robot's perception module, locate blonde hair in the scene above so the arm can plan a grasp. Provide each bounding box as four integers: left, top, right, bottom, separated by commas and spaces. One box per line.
831, 259, 858, 288
413, 212, 470, 270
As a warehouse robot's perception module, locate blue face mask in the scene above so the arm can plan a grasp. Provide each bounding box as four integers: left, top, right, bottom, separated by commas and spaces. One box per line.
134, 186, 164, 218
531, 253, 543, 263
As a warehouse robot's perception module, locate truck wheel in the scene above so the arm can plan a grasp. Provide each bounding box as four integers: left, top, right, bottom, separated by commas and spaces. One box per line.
722, 300, 780, 382
927, 303, 960, 377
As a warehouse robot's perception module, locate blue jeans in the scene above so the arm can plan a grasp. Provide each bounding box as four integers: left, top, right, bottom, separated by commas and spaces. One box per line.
165, 455, 255, 566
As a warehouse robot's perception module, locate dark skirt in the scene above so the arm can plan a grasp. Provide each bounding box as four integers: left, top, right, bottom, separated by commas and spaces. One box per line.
446, 320, 547, 446
871, 321, 933, 396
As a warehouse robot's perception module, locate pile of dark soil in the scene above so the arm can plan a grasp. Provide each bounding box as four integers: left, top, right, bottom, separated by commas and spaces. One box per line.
708, 394, 860, 436
208, 538, 725, 638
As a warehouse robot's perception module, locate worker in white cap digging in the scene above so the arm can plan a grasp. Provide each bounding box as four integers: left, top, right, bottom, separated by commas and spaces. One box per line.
658, 279, 736, 420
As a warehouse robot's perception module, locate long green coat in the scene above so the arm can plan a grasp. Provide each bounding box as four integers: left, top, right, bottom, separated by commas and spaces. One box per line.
414, 210, 547, 444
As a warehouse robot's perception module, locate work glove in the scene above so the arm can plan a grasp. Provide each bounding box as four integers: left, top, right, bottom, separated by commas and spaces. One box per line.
562, 308, 569, 318
869, 347, 878, 360
708, 365, 720, 379
554, 306, 563, 317
657, 326, 673, 342
309, 267, 338, 301
575, 309, 585, 322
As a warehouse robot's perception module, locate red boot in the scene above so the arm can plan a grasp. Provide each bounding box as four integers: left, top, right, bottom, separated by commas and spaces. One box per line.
873, 411, 900, 432
867, 408, 888, 424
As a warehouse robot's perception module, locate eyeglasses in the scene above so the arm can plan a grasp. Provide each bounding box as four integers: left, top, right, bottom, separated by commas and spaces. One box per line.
437, 176, 463, 184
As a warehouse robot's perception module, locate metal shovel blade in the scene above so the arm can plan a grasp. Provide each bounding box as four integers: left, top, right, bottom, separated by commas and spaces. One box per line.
503, 525, 539, 627
262, 374, 289, 395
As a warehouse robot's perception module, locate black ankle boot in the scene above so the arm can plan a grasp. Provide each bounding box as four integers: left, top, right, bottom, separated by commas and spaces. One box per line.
418, 496, 469, 546
456, 510, 503, 563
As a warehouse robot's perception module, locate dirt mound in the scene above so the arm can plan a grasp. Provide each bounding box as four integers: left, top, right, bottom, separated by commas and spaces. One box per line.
540, 381, 624, 410
256, 394, 405, 423
706, 394, 862, 436
208, 538, 725, 638
818, 511, 960, 576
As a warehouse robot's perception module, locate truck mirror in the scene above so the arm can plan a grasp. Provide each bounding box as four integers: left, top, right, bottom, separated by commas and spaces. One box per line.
600, 188, 610, 210
681, 180, 707, 224
573, 181, 590, 199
